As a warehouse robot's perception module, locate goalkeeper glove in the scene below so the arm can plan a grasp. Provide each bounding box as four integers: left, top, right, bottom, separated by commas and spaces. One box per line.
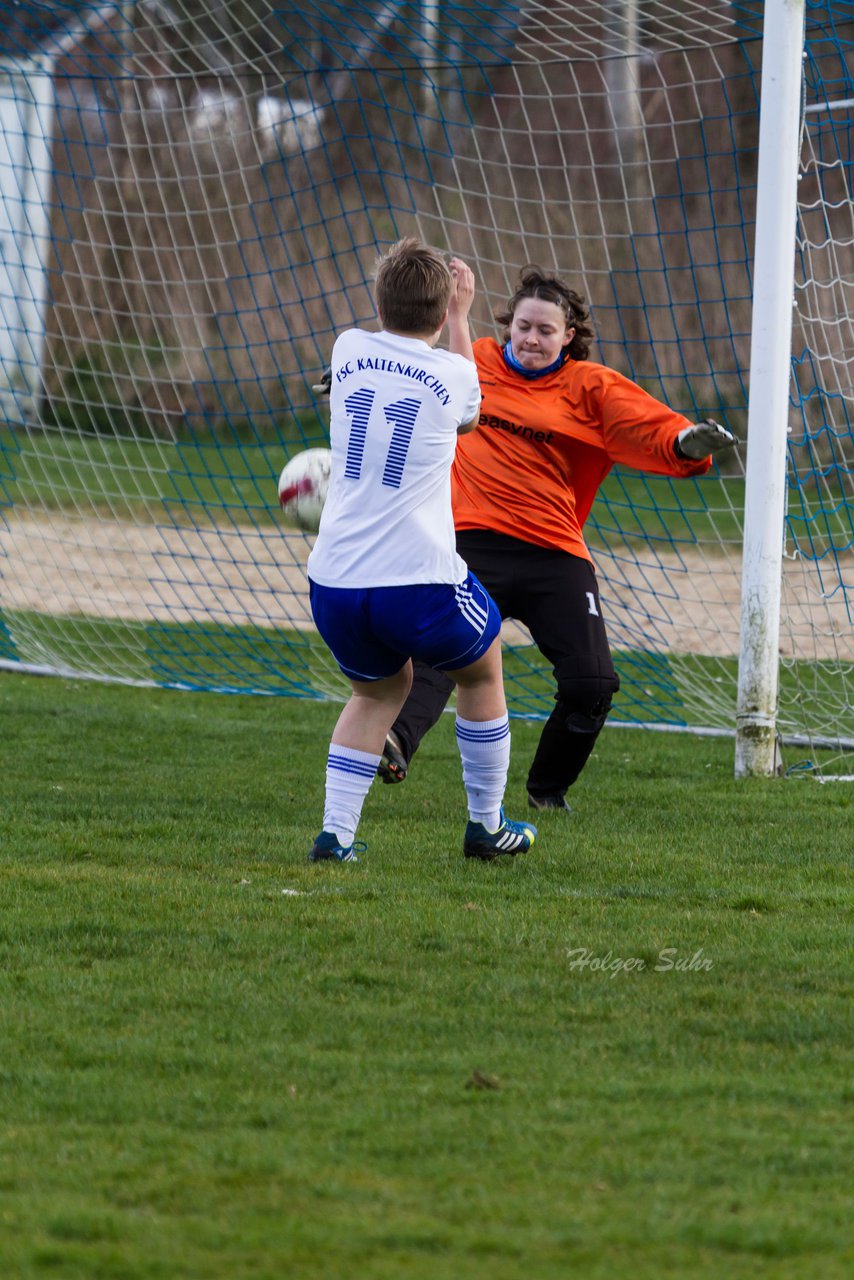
675, 419, 738, 460
311, 367, 332, 396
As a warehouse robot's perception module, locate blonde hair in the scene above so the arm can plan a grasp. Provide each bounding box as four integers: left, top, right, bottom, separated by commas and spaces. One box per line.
374, 237, 453, 335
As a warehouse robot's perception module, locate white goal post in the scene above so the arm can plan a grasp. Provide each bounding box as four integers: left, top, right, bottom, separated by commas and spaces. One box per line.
735, 0, 806, 778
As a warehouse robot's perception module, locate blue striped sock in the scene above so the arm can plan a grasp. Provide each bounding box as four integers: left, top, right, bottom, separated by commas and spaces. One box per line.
455, 714, 511, 829
323, 745, 381, 847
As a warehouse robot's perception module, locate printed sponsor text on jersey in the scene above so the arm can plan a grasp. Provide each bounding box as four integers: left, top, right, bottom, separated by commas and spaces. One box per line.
479, 412, 555, 444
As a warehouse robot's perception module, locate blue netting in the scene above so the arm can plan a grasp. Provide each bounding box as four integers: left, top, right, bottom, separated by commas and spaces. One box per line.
786, 3, 854, 628
0, 0, 852, 764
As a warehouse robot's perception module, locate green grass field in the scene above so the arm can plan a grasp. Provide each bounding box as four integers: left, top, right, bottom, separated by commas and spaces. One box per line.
1, 672, 851, 1279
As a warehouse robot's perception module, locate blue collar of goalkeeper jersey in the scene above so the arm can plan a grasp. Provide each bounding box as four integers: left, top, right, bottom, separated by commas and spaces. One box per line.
502, 340, 569, 380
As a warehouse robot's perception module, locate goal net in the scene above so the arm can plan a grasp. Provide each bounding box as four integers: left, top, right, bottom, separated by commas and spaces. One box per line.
0, 0, 852, 774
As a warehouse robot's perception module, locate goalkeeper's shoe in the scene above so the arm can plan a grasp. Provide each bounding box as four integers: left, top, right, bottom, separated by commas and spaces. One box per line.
528, 791, 573, 813
377, 730, 408, 785
308, 831, 365, 863
463, 810, 537, 861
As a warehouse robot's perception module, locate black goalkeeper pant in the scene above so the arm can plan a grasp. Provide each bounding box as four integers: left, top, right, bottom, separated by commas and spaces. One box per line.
390, 529, 620, 800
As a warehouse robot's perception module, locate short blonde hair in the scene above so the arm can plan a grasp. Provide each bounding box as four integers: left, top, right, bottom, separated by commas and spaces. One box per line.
374, 237, 453, 335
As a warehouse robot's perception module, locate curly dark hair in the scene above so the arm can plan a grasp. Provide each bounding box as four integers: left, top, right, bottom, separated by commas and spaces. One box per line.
495, 266, 594, 361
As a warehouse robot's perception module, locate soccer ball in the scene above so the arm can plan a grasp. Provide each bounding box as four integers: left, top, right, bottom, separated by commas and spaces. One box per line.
277, 448, 332, 533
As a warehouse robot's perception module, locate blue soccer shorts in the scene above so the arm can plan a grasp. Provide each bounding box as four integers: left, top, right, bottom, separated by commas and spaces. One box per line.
308, 571, 502, 682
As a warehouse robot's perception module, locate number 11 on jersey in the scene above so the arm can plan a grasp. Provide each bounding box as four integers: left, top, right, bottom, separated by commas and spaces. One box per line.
343, 387, 422, 490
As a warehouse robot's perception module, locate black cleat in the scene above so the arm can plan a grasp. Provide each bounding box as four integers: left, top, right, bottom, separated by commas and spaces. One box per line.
377, 730, 408, 785
527, 792, 572, 812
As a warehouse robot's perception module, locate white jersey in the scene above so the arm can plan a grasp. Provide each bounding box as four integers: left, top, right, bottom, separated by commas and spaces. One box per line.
307, 328, 481, 588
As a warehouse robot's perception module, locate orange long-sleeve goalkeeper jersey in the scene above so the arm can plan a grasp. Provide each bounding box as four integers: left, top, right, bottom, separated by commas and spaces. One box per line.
451, 338, 712, 562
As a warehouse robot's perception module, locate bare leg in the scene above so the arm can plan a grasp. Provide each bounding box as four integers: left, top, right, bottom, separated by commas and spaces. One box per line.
445, 636, 506, 720
332, 662, 414, 753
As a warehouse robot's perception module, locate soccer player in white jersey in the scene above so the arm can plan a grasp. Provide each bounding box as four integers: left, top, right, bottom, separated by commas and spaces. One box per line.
305, 238, 537, 863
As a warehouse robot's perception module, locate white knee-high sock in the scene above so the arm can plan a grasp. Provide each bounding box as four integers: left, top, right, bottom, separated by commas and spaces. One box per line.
455, 714, 510, 830
323, 745, 381, 846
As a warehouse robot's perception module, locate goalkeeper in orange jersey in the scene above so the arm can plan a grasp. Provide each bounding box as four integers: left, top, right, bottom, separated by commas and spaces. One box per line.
375, 264, 737, 811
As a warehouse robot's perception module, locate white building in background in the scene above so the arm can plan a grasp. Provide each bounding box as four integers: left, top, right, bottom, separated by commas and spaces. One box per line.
256, 94, 325, 159
0, 1, 124, 422
0, 55, 53, 420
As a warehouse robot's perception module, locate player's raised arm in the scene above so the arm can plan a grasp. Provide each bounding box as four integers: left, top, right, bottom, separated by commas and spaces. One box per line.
446, 257, 480, 433
446, 257, 476, 364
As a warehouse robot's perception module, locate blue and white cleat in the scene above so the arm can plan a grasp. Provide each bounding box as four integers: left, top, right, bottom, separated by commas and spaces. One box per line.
308, 831, 365, 863
463, 810, 537, 861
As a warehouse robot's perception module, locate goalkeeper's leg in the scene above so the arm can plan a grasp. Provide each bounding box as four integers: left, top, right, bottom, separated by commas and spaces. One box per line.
526, 680, 616, 807
519, 555, 619, 809
379, 661, 454, 782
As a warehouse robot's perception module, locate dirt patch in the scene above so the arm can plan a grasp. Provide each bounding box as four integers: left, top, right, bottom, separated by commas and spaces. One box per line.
0, 512, 315, 631
1, 513, 852, 663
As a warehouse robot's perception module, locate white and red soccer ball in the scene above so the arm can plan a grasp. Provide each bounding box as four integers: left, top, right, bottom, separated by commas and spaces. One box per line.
277, 448, 331, 533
